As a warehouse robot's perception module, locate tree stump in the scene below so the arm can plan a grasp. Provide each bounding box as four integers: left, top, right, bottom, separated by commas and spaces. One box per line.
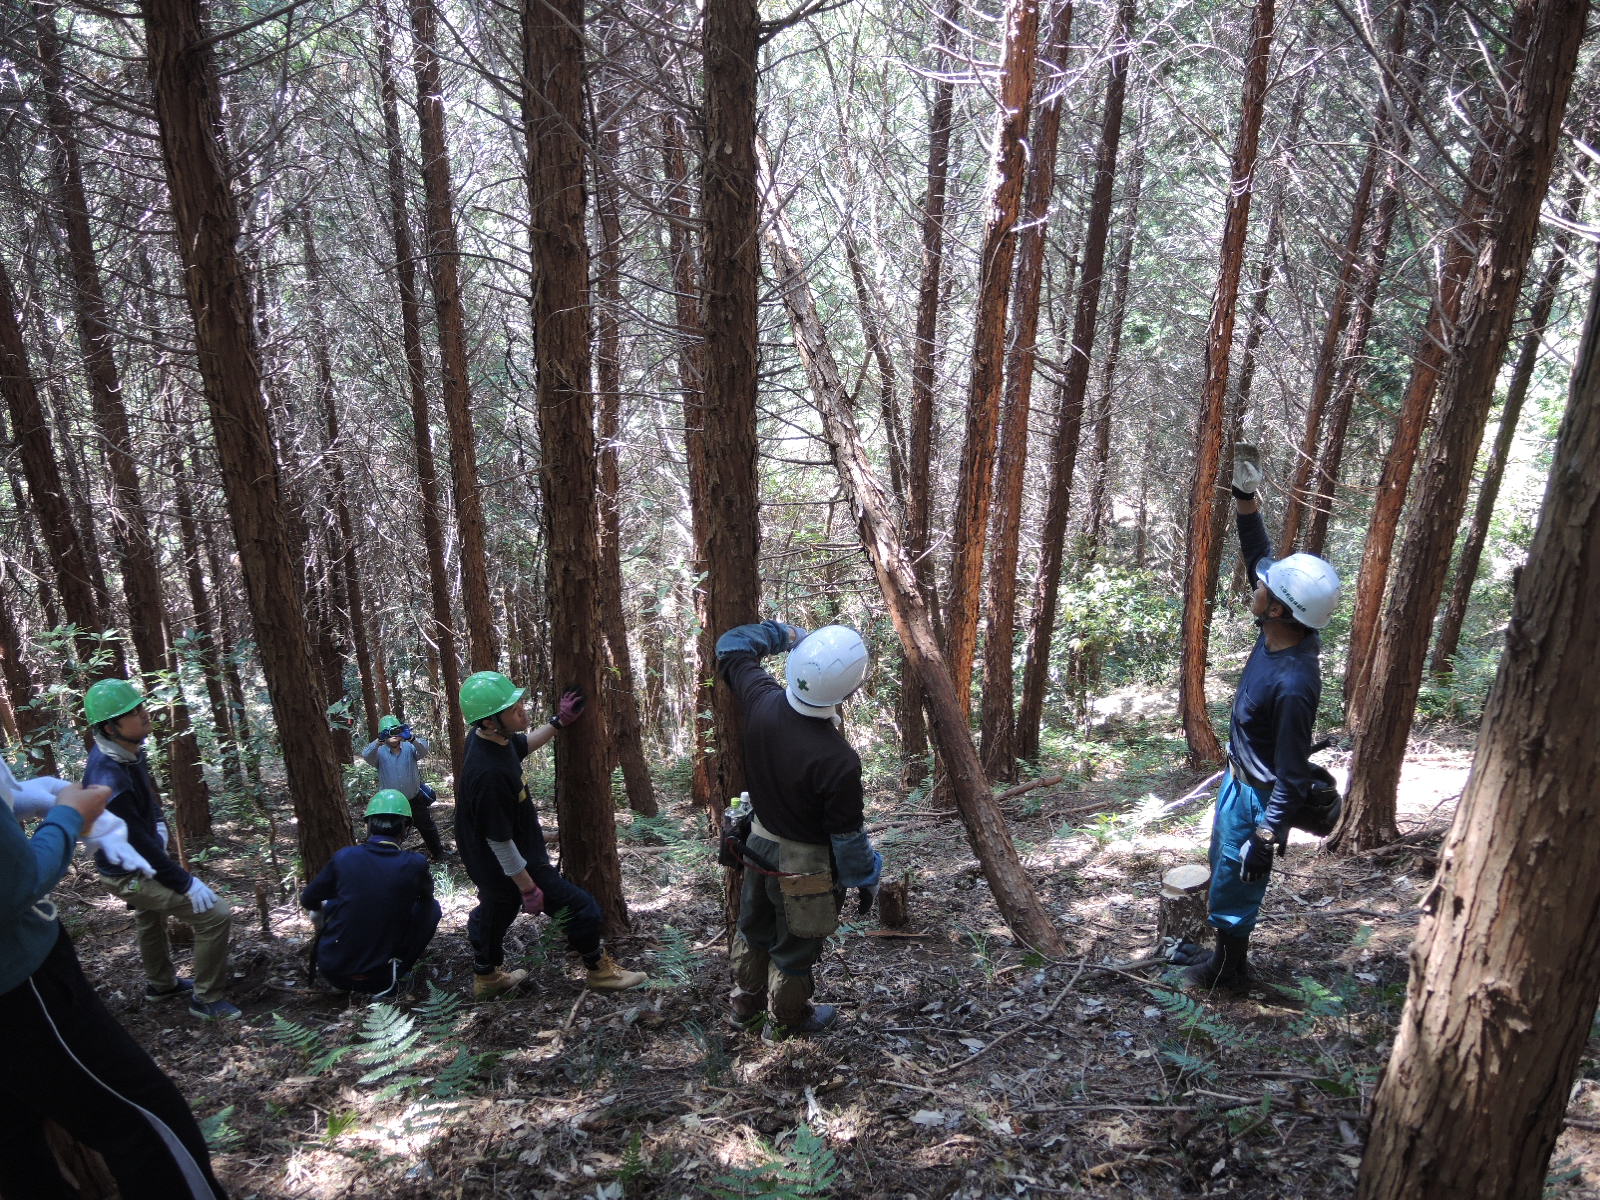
878, 871, 911, 928
1156, 864, 1212, 951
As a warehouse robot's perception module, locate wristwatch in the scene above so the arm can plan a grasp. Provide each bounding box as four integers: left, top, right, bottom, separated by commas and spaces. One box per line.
1253, 825, 1277, 846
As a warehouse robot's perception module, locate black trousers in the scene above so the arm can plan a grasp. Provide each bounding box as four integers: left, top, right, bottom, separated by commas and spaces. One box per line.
466, 863, 603, 973
0, 928, 227, 1200
409, 791, 446, 860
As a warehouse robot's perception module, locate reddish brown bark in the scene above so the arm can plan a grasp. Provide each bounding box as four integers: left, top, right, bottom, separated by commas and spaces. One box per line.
1017, 0, 1133, 762
1357, 32, 1597, 1191
522, 0, 629, 932
764, 180, 1068, 958
978, 0, 1072, 782
942, 0, 1041, 704
1338, 0, 1580, 853
1177, 0, 1273, 770
142, 0, 350, 876
376, 9, 465, 772
699, 0, 763, 812
409, 0, 498, 674
0, 559, 57, 774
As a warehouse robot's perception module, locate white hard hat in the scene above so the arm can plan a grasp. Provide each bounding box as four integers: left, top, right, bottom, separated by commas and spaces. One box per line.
785, 625, 869, 718
1261, 553, 1341, 629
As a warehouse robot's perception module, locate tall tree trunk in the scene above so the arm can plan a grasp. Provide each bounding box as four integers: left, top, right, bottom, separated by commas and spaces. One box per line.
522, 0, 629, 933
1431, 166, 1587, 675
942, 0, 1041, 705
1176, 0, 1273, 770
0, 561, 57, 774
901, 0, 961, 788
699, 0, 764, 813
303, 212, 378, 742
1358, 133, 1599, 1200
592, 61, 658, 818
660, 110, 716, 811
0, 258, 106, 673
34, 0, 208, 827
409, 0, 499, 674
1016, 0, 1133, 762
763, 177, 1068, 958
1336, 0, 1581, 853
376, 9, 465, 772
978, 0, 1072, 782
142, 0, 350, 876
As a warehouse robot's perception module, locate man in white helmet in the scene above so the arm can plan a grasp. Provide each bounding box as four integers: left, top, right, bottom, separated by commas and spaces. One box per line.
1176, 447, 1341, 992
715, 620, 883, 1035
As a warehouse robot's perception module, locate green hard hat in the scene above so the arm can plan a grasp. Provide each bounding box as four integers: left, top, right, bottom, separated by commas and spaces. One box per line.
365, 789, 413, 820
377, 714, 403, 735
84, 678, 144, 725
459, 671, 526, 724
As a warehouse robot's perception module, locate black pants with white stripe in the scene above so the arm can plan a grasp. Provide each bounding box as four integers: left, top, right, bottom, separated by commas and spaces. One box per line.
0, 927, 227, 1199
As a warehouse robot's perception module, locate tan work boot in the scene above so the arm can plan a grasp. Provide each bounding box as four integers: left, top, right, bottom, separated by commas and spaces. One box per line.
473, 968, 529, 1000
585, 953, 648, 991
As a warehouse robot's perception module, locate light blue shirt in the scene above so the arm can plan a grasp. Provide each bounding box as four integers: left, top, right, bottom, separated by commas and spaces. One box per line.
360, 738, 430, 798
1, 805, 82, 992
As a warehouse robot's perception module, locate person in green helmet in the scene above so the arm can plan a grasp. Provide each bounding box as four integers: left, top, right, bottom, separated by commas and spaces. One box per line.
359, 714, 445, 860
455, 670, 647, 999
83, 678, 239, 1021
299, 790, 440, 998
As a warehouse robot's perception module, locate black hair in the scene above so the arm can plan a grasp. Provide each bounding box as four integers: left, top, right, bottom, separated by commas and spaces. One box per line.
366, 814, 409, 839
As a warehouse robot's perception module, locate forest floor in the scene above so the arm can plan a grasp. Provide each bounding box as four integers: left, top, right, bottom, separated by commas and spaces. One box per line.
52, 720, 1600, 1199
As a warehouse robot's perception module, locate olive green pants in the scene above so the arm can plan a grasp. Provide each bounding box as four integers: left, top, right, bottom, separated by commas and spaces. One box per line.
731, 819, 842, 1023
102, 874, 233, 1003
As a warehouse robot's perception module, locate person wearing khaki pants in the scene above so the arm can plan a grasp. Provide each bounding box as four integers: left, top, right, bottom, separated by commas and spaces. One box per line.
82, 678, 240, 1020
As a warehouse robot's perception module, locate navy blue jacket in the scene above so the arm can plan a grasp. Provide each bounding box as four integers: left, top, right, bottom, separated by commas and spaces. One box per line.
84, 742, 190, 893
1229, 509, 1322, 832
300, 839, 437, 979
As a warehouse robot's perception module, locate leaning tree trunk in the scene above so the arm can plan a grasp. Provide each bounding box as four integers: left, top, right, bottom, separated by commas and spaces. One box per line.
410, 0, 499, 674
34, 0, 208, 829
1176, 0, 1273, 770
522, 0, 629, 934
941, 0, 1041, 706
698, 0, 764, 815
763, 172, 1069, 959
374, 10, 465, 772
1016, 0, 1133, 762
0, 259, 107, 674
1357, 65, 1597, 1200
142, 0, 350, 877
978, 0, 1071, 782
1336, 0, 1581, 854
901, 0, 961, 788
1431, 165, 1587, 676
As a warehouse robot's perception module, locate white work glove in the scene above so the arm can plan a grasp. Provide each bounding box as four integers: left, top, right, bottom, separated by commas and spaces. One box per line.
83, 813, 156, 877
186, 877, 220, 913
155, 820, 170, 851
0, 756, 71, 819
1232, 444, 1264, 497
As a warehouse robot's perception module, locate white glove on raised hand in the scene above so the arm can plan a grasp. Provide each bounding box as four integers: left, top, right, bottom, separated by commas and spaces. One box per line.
186, 877, 219, 913
83, 813, 156, 877
10, 775, 72, 820
1232, 445, 1264, 497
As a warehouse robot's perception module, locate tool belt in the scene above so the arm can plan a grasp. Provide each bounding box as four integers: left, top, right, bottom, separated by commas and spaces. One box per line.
749, 816, 840, 940
1228, 744, 1342, 838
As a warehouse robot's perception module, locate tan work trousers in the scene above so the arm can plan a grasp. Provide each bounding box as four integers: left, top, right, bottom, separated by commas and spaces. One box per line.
102, 874, 233, 1003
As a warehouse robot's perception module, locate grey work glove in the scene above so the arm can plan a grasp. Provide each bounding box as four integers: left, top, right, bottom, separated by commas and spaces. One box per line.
155, 819, 170, 852
83, 813, 156, 877
1232, 444, 1264, 497
186, 877, 220, 913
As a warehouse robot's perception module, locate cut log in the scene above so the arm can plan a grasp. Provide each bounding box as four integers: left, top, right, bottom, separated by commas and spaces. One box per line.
1157, 863, 1212, 951
879, 871, 912, 928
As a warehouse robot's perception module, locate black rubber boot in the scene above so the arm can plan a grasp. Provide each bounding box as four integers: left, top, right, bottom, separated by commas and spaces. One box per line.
764, 1004, 839, 1041
1180, 931, 1251, 992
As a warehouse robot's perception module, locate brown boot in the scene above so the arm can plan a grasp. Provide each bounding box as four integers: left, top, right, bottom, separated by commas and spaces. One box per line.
585, 953, 648, 991
472, 968, 529, 1001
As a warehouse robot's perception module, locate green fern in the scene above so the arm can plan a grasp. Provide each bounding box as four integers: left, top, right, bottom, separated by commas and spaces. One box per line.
268, 1012, 351, 1074
1160, 1048, 1220, 1085
713, 1123, 839, 1199
354, 1003, 430, 1085
198, 1106, 242, 1153
415, 980, 467, 1038
649, 924, 694, 989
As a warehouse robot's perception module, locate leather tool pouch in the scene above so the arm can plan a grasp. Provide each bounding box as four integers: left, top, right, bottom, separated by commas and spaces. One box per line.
776, 839, 840, 939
